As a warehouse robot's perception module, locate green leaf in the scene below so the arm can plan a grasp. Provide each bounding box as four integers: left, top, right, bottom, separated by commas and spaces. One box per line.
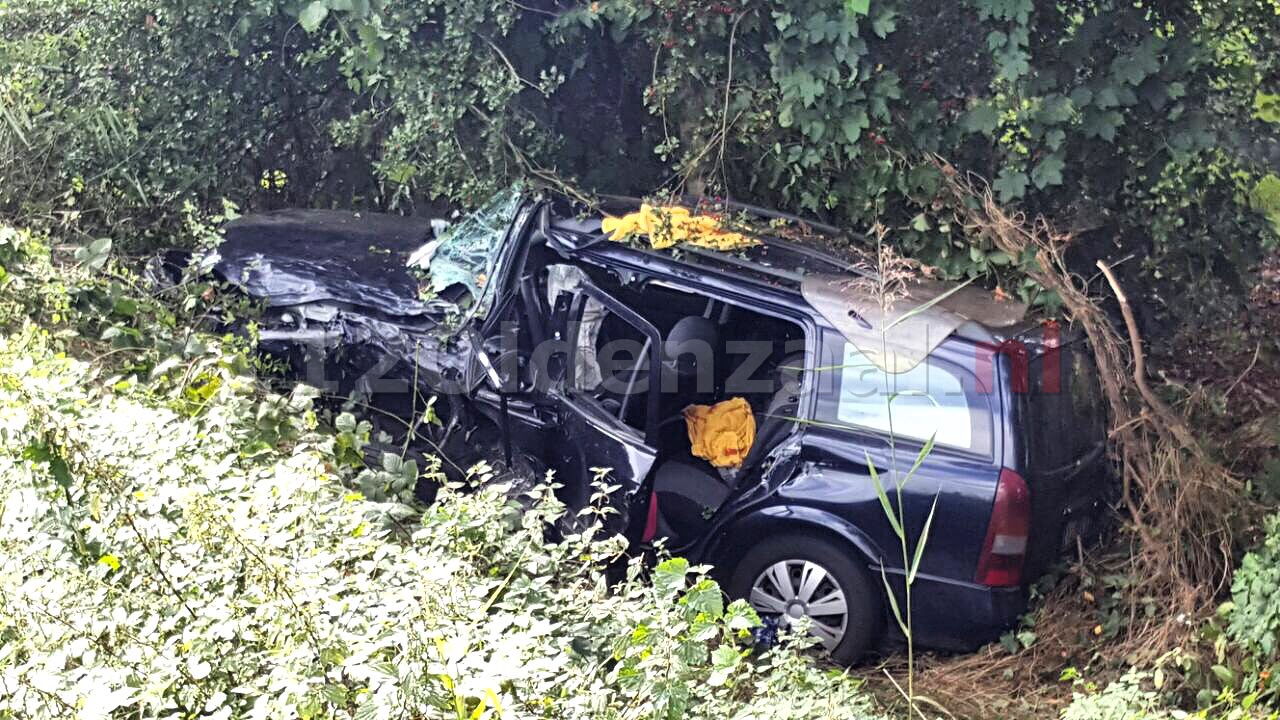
299, 1, 329, 32
976, 0, 1032, 22
878, 563, 909, 635
871, 8, 896, 37
1211, 664, 1236, 687
845, 0, 870, 16
1093, 85, 1120, 109
1255, 92, 1280, 125
654, 557, 690, 598
841, 110, 868, 144
777, 104, 794, 128
682, 578, 724, 619
867, 452, 904, 540
1114, 37, 1164, 86
1068, 86, 1093, 108
907, 494, 938, 585
995, 39, 1030, 81
902, 433, 937, 483
963, 104, 1000, 135
993, 170, 1029, 203
1037, 94, 1073, 125
1031, 153, 1065, 189
1082, 109, 1124, 142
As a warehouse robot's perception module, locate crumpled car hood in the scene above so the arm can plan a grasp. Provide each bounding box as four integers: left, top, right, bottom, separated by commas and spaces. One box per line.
214, 209, 438, 315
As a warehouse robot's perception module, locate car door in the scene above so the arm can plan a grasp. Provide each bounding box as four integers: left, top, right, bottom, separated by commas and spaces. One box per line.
542, 281, 663, 539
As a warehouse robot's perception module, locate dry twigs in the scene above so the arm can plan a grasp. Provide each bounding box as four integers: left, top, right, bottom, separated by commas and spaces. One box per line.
902, 158, 1256, 716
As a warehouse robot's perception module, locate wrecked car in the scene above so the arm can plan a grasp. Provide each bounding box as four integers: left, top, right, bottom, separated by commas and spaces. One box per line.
187, 187, 1109, 663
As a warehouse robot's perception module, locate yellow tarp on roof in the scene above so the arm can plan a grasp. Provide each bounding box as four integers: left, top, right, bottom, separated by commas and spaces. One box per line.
601, 204, 760, 251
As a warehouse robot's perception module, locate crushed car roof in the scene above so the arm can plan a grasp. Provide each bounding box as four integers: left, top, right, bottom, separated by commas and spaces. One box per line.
544, 196, 1030, 366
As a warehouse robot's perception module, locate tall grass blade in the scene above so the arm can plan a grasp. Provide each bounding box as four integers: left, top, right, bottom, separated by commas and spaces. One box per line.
907, 493, 940, 585
879, 562, 910, 636
902, 433, 937, 484
867, 450, 903, 540
883, 277, 975, 331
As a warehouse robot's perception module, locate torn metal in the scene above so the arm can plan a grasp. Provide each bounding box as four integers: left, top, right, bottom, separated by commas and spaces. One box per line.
801, 274, 1029, 373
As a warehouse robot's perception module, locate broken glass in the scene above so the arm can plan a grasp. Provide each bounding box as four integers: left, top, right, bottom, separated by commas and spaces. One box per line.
409, 185, 524, 305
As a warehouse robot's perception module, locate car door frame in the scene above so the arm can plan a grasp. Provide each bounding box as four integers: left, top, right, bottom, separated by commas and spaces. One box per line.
537, 280, 664, 537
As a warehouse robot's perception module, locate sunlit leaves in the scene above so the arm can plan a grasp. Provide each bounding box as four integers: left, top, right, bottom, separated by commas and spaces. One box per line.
845, 0, 870, 16
1256, 92, 1280, 124
299, 1, 329, 32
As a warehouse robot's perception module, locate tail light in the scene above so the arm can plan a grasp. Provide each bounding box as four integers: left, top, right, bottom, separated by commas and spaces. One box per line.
975, 468, 1031, 587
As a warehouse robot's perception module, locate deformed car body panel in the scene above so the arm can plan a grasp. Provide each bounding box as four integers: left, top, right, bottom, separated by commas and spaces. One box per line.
801, 273, 1029, 373
216, 209, 438, 314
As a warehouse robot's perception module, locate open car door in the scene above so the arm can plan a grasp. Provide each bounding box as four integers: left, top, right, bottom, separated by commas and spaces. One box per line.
543, 281, 662, 539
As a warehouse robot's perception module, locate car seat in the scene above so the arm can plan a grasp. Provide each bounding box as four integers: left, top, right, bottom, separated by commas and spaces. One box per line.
651, 353, 805, 546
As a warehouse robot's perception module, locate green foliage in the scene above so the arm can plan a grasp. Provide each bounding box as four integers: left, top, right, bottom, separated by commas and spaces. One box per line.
0, 227, 887, 719
1228, 515, 1280, 662
1061, 669, 1176, 720
1061, 664, 1280, 720
3, 0, 1279, 327
1256, 92, 1280, 125
1252, 175, 1280, 235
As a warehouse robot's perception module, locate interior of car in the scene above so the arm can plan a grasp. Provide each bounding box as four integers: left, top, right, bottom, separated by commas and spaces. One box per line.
515, 239, 809, 548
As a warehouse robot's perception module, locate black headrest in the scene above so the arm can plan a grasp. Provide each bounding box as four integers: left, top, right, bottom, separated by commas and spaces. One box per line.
663, 316, 720, 376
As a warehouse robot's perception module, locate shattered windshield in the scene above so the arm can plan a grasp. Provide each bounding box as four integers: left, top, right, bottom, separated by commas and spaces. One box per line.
409, 185, 524, 307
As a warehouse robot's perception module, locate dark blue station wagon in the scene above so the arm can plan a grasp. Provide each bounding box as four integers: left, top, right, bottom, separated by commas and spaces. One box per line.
197, 189, 1110, 663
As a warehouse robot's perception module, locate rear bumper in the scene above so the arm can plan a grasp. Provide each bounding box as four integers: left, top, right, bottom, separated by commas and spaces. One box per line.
883, 571, 1027, 651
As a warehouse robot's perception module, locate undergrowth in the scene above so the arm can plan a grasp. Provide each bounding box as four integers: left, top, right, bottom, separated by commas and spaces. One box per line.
0, 227, 886, 718
2, 198, 1279, 720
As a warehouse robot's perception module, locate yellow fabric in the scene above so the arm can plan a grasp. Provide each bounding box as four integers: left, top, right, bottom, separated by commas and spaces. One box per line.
684, 397, 757, 468
601, 204, 760, 251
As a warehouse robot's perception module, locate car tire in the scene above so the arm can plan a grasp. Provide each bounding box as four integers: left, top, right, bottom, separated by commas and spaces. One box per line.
727, 533, 883, 665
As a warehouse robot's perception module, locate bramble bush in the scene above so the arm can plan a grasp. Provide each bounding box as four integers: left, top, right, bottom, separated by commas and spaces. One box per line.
0, 229, 885, 719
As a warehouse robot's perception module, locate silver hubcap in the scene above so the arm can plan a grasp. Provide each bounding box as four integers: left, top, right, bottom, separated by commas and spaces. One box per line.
749, 560, 848, 650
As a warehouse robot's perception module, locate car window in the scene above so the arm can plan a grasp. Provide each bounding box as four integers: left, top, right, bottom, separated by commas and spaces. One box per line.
410, 185, 523, 305
1024, 343, 1106, 471
815, 331, 994, 455
566, 287, 662, 441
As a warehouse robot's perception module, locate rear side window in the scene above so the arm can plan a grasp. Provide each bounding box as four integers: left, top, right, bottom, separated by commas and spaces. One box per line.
815, 332, 995, 456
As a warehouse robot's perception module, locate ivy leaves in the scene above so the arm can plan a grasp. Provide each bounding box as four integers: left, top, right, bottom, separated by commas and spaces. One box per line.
1030, 153, 1064, 190
299, 2, 328, 32
299, 0, 374, 31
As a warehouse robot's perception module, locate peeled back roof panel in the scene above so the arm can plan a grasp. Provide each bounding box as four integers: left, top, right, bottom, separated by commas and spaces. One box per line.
801, 274, 1029, 373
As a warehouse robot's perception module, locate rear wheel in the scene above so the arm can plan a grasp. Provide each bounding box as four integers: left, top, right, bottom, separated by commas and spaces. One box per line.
727, 533, 882, 665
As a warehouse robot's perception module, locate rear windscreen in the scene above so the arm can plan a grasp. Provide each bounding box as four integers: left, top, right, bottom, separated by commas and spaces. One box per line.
1023, 343, 1108, 473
